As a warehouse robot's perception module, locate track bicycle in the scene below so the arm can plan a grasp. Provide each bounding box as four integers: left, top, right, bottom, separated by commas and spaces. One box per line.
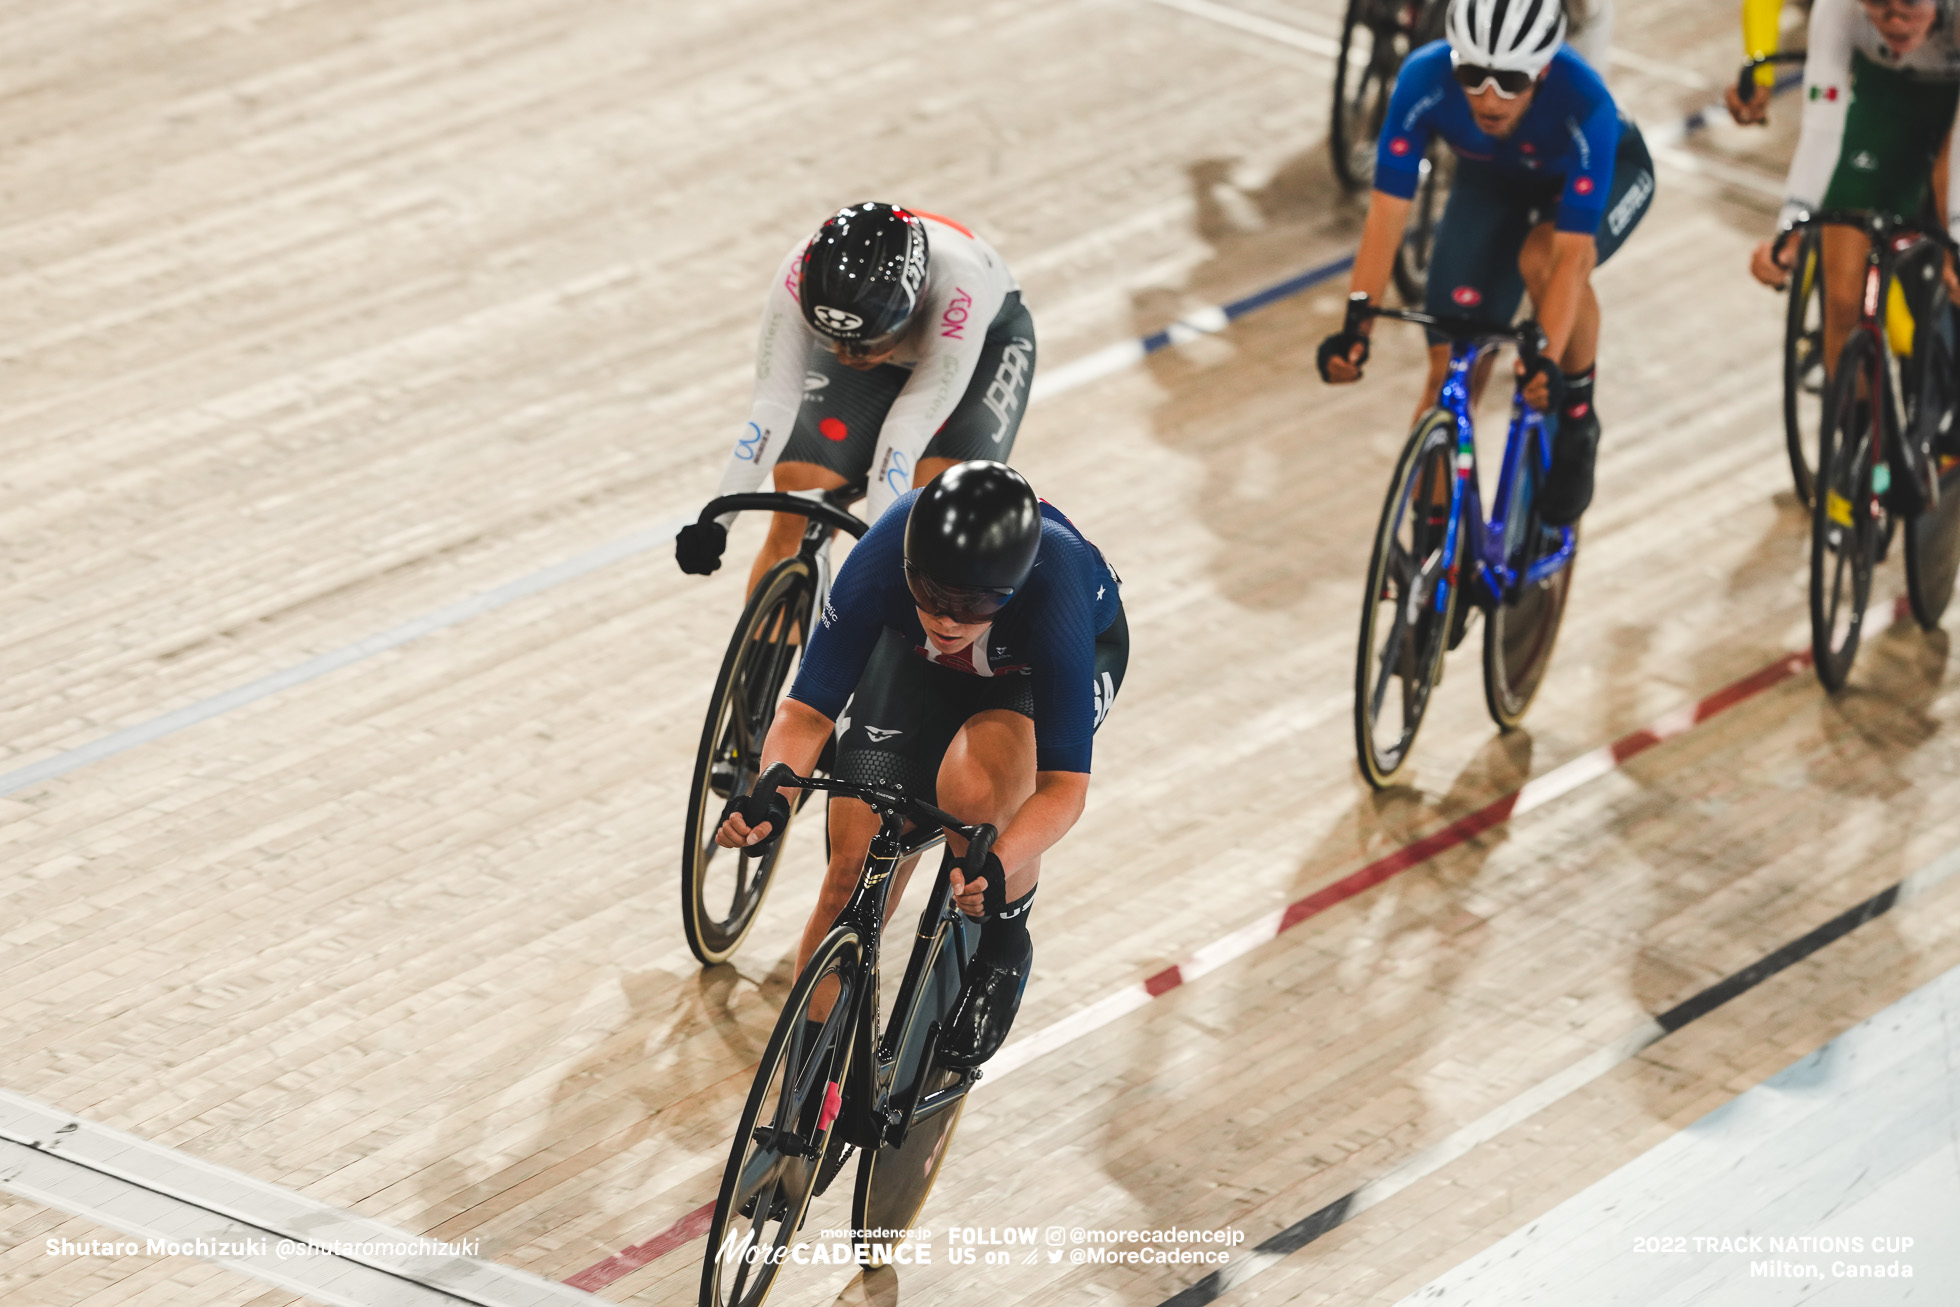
1330, 0, 1449, 302
700, 763, 992, 1307
1737, 51, 1822, 505
680, 486, 868, 964
1803, 209, 1960, 690
1351, 295, 1579, 788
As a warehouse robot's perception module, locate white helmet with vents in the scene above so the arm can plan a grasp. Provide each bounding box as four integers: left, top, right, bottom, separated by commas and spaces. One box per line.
1446, 0, 1567, 76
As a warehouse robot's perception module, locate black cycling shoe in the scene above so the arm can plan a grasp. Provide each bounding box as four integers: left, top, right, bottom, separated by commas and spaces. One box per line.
1540, 406, 1600, 527
937, 934, 1031, 1070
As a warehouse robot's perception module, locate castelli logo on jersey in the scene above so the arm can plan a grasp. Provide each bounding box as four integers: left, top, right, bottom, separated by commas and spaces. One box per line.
813, 305, 864, 333
1388, 136, 1411, 156
1573, 176, 1595, 196
1452, 286, 1482, 307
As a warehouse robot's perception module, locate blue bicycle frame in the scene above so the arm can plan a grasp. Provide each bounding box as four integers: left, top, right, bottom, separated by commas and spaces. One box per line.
1428, 332, 1578, 624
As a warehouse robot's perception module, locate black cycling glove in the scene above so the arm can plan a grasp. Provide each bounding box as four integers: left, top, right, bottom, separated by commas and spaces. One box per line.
1316, 331, 1370, 382
1518, 344, 1566, 416
675, 520, 728, 575
722, 789, 792, 852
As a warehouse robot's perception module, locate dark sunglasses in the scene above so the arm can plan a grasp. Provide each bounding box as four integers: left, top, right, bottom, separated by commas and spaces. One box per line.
1450, 58, 1535, 98
904, 561, 1013, 623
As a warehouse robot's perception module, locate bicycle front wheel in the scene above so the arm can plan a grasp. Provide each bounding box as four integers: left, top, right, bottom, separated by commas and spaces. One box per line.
700, 926, 862, 1307
682, 557, 814, 965
1783, 227, 1826, 507
1811, 330, 1886, 690
1355, 409, 1461, 788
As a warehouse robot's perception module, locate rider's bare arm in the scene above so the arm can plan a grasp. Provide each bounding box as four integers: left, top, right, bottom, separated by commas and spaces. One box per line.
1324, 189, 1414, 383
950, 770, 1090, 914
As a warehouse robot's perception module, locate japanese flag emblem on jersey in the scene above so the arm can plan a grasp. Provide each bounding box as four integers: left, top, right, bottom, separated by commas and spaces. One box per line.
813, 305, 864, 332
1574, 176, 1595, 196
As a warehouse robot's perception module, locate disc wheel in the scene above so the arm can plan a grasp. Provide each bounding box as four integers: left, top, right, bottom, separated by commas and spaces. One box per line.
1811, 330, 1887, 691
1482, 525, 1577, 728
1897, 317, 1960, 623
849, 914, 975, 1257
1480, 417, 1577, 728
851, 1067, 965, 1256
1356, 409, 1462, 788
1783, 226, 1826, 507
699, 926, 861, 1307
1330, 0, 1415, 191
682, 558, 814, 965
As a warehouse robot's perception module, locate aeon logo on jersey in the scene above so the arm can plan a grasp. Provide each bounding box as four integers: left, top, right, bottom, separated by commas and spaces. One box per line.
941, 288, 973, 339
813, 305, 864, 333
984, 337, 1034, 442
1451, 286, 1482, 308
1387, 136, 1411, 157
734, 422, 769, 464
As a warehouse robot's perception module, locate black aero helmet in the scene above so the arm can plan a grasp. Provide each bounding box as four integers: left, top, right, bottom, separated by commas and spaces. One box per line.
798, 202, 929, 345
903, 461, 1042, 621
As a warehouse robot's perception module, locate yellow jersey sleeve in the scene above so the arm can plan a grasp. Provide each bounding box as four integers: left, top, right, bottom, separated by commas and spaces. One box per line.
1743, 0, 1782, 86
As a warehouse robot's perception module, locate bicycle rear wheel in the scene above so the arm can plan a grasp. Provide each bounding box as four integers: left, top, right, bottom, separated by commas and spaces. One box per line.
1330, 0, 1409, 191
1482, 422, 1577, 729
1355, 409, 1461, 788
850, 914, 977, 1252
1905, 312, 1960, 628
1811, 330, 1886, 690
700, 926, 862, 1307
682, 558, 813, 965
1784, 227, 1826, 507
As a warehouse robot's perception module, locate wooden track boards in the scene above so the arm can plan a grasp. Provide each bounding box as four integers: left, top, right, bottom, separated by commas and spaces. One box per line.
2, 0, 1956, 1304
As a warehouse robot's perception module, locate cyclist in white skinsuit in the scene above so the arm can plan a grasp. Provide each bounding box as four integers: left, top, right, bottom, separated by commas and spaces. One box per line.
674, 204, 1035, 593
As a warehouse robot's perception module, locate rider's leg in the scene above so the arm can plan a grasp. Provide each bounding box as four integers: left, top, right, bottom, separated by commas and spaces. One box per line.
794, 794, 879, 1020
935, 706, 1042, 1069
1819, 224, 1874, 381
1517, 220, 1601, 372
746, 461, 847, 597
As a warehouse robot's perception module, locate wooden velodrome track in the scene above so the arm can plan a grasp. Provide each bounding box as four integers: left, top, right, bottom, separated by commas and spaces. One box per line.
3, 0, 1959, 1303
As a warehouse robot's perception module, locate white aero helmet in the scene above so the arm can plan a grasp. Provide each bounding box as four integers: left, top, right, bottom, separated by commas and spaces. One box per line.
1446, 0, 1567, 76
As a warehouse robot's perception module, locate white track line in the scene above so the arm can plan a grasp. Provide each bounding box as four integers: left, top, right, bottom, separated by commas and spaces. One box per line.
0, 1090, 600, 1306
0, 516, 691, 799
1137, 0, 1342, 59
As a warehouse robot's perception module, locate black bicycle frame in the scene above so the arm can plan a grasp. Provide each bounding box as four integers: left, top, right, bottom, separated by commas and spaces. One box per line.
1803, 210, 1956, 509
749, 763, 994, 1151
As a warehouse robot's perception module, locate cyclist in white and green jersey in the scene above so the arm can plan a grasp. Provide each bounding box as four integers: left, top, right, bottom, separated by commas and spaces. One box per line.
1739, 0, 1960, 375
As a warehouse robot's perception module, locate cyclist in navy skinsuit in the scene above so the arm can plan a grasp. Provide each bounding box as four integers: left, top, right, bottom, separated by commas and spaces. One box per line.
1319, 0, 1654, 526
717, 461, 1127, 1068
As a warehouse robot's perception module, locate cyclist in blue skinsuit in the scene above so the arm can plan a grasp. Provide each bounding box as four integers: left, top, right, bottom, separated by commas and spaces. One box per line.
716, 461, 1128, 1068
1319, 0, 1654, 525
